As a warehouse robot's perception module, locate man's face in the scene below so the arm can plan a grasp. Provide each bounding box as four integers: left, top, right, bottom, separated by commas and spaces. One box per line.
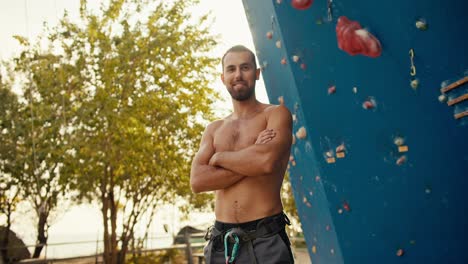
221, 51, 260, 101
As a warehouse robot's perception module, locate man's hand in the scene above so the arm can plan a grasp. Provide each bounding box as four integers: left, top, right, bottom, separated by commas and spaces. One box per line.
209, 129, 277, 167
255, 129, 276, 144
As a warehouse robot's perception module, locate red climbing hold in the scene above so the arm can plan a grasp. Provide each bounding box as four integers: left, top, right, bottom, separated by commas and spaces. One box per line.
291, 0, 313, 10
343, 201, 351, 211
336, 16, 382, 58
362, 99, 376, 110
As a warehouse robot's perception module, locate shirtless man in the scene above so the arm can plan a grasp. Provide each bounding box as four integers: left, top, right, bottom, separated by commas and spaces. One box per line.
190, 45, 293, 263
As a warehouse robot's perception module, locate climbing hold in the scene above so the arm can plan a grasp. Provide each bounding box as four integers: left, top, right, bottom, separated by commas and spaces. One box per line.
276, 0, 282, 4
362, 98, 376, 109
393, 137, 404, 146
330, 248, 335, 255
328, 85, 336, 94
291, 0, 313, 10
315, 175, 321, 182
396, 155, 407, 166
410, 79, 419, 90
266, 31, 273, 39
296, 126, 307, 139
396, 248, 405, 257
336, 143, 346, 153
398, 145, 409, 153
326, 225, 331, 231
336, 144, 346, 158
336, 16, 382, 58
281, 58, 287, 65
343, 201, 351, 211
312, 245, 317, 254
325, 150, 334, 158
338, 208, 343, 214
352, 87, 358, 94
292, 160, 296, 166
292, 55, 300, 62
276, 40, 282, 48
300, 63, 307, 70
415, 19, 428, 30
438, 94, 447, 103
326, 157, 336, 164
292, 114, 297, 122
289, 155, 294, 162
292, 135, 296, 145
278, 96, 284, 105
425, 187, 432, 194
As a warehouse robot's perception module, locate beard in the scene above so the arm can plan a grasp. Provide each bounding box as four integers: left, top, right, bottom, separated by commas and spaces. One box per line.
227, 83, 255, 101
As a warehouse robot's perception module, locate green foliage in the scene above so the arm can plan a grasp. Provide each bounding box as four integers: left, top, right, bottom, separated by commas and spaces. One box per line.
281, 172, 302, 237
9, 0, 219, 262
1, 0, 219, 262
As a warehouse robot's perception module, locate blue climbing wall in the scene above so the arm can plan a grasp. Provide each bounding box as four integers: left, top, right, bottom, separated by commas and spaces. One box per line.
242, 0, 468, 263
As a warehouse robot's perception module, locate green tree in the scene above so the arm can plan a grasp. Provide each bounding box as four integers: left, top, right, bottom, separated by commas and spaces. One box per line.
41, 1, 219, 263
0, 73, 23, 263
7, 37, 75, 257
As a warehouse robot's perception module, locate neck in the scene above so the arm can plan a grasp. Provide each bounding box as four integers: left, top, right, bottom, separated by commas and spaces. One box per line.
231, 96, 260, 119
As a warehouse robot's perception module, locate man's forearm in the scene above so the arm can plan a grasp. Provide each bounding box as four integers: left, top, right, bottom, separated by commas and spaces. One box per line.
190, 164, 245, 193
211, 145, 274, 177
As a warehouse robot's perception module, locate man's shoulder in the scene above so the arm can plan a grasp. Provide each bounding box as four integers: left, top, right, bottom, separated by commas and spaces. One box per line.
263, 104, 292, 120
205, 119, 225, 133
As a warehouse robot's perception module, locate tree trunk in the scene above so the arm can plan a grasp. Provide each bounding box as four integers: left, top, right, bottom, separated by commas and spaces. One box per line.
101, 185, 111, 264
101, 173, 118, 264
32, 210, 48, 258
1, 203, 12, 263
109, 179, 118, 264
117, 234, 131, 264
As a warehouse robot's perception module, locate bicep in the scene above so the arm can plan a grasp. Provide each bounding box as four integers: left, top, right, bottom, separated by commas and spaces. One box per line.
264, 106, 293, 153
192, 128, 215, 166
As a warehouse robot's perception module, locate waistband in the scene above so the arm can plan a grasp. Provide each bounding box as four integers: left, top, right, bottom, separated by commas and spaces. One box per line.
214, 212, 285, 232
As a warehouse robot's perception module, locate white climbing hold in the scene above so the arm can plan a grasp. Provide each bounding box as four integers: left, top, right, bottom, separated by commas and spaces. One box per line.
296, 126, 307, 139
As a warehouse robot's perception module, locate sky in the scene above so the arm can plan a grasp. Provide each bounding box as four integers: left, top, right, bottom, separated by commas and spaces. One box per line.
0, 0, 270, 257
0, 0, 269, 107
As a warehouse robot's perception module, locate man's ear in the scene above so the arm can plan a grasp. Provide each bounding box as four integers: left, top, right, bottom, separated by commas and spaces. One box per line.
221, 73, 225, 83
256, 68, 261, 80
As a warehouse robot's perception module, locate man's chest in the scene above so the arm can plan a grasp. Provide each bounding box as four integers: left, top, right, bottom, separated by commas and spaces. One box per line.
213, 117, 267, 152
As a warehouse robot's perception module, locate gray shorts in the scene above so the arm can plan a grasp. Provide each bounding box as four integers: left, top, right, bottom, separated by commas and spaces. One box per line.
203, 213, 294, 264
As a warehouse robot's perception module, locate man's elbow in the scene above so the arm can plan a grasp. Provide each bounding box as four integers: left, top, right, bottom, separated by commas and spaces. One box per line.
190, 177, 203, 194
261, 157, 276, 175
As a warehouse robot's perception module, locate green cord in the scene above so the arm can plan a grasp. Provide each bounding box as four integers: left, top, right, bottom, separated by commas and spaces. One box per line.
224, 230, 240, 263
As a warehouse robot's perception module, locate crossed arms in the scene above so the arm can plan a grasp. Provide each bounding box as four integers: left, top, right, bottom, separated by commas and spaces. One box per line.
190, 105, 292, 193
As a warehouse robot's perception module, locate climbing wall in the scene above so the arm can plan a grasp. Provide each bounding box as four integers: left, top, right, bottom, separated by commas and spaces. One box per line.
242, 0, 468, 263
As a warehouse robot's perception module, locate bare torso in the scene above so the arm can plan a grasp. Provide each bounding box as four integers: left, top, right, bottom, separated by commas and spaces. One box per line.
212, 105, 289, 223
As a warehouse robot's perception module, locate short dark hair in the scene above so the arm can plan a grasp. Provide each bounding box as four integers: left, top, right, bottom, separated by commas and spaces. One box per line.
221, 45, 257, 70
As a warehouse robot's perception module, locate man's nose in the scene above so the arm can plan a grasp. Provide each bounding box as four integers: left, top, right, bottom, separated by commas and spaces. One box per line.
234, 68, 242, 79
234, 69, 241, 78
